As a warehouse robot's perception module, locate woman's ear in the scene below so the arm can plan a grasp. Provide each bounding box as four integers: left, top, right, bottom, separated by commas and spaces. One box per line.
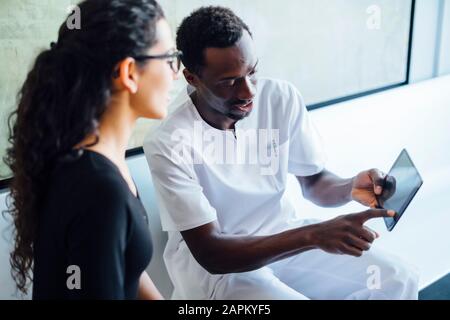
114, 57, 139, 94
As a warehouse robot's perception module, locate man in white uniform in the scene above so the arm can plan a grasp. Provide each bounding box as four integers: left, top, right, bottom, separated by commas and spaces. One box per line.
144, 6, 419, 299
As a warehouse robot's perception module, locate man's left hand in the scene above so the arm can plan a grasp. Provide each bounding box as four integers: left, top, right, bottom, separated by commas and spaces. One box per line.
351, 169, 396, 208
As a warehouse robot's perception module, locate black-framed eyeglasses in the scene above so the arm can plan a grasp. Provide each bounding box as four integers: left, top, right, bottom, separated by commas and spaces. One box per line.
134, 50, 183, 74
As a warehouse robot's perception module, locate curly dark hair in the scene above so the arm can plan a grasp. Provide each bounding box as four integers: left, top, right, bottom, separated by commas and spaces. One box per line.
176, 6, 252, 75
3, 0, 164, 295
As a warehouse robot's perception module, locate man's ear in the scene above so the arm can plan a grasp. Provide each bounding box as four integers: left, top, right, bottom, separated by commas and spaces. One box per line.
183, 68, 200, 88
113, 57, 139, 94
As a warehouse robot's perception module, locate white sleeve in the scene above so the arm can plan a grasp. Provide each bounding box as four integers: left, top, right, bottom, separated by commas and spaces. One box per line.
145, 142, 217, 232
287, 85, 327, 176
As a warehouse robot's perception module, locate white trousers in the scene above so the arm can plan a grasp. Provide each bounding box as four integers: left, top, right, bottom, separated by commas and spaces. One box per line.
210, 246, 419, 300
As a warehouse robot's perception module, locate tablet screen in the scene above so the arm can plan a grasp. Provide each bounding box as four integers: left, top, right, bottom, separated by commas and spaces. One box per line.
382, 149, 423, 231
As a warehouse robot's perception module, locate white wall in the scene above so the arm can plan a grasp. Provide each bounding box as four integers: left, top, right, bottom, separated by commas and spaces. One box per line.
438, 0, 450, 75
409, 0, 450, 82
409, 0, 442, 82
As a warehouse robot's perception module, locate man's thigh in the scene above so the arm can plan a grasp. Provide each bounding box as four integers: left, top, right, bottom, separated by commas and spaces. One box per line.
211, 266, 309, 300
269, 246, 419, 299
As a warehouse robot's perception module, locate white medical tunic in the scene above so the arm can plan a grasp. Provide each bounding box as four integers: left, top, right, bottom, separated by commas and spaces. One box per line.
144, 78, 327, 299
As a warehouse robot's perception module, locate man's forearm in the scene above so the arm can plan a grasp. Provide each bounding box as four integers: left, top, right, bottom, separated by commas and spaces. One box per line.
299, 170, 354, 208
182, 223, 319, 274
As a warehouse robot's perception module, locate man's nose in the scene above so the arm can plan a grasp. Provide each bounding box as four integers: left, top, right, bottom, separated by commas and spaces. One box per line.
237, 76, 256, 101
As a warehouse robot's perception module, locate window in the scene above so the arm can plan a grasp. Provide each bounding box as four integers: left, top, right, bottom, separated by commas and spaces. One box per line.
160, 0, 414, 107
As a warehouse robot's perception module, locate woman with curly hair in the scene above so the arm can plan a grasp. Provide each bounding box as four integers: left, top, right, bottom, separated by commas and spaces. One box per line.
4, 0, 181, 299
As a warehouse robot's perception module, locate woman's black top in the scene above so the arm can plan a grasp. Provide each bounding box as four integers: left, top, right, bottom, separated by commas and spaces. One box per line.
32, 150, 152, 299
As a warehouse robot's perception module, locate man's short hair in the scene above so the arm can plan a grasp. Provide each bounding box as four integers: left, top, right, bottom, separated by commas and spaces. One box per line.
176, 6, 252, 75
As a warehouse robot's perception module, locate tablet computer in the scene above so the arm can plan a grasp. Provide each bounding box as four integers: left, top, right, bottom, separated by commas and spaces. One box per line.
379, 149, 423, 231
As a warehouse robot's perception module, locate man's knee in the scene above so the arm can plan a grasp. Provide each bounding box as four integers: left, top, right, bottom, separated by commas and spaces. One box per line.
380, 259, 419, 300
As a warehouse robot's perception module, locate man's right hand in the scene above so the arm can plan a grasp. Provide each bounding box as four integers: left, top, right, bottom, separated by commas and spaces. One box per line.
309, 209, 395, 257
